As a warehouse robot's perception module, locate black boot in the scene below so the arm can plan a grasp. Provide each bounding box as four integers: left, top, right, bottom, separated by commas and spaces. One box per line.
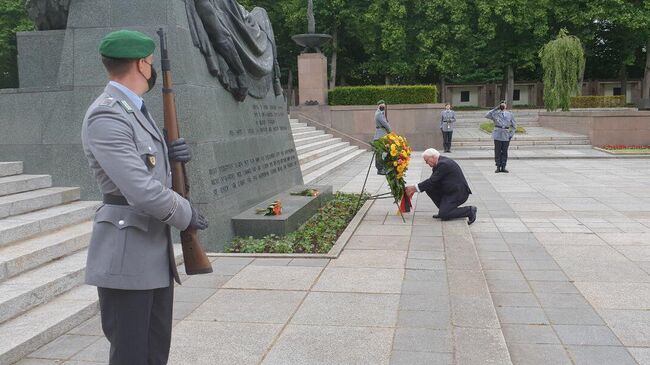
495, 166, 501, 173
501, 165, 509, 173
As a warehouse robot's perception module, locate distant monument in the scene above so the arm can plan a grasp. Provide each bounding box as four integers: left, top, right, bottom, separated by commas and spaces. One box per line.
291, 0, 331, 105
0, 0, 303, 251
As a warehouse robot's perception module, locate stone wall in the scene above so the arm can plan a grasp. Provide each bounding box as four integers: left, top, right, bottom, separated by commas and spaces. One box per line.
539, 110, 650, 146
292, 104, 447, 150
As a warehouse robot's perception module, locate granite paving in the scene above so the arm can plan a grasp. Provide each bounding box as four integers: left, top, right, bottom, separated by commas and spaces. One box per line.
19, 151, 650, 364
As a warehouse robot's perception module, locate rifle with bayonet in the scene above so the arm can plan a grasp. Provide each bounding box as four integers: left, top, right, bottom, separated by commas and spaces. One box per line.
157, 28, 213, 275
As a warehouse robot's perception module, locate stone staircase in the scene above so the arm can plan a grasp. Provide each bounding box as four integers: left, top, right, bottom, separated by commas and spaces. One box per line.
291, 119, 366, 184
451, 109, 593, 150
453, 109, 542, 128
0, 162, 101, 364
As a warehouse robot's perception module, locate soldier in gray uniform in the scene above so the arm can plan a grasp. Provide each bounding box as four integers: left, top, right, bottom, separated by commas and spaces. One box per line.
373, 100, 392, 175
485, 101, 517, 173
81, 30, 208, 365
440, 103, 456, 152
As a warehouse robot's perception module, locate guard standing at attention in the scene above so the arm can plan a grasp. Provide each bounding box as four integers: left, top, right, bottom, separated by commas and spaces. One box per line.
373, 99, 393, 175
440, 103, 456, 153
485, 101, 517, 173
81, 30, 209, 365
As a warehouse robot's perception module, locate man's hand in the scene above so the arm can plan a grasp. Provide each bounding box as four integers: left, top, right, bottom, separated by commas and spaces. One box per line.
405, 185, 417, 196
167, 138, 192, 163
188, 205, 209, 230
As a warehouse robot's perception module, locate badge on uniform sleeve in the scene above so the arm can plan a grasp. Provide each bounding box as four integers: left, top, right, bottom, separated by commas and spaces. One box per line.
146, 154, 156, 168
118, 100, 134, 113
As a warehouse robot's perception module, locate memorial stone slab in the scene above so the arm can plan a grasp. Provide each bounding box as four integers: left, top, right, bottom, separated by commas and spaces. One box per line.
0, 0, 303, 251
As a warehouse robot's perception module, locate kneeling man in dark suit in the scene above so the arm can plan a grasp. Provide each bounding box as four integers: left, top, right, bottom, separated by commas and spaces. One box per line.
405, 148, 477, 224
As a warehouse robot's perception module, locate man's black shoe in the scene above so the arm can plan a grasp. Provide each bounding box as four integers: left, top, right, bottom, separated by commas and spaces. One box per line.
432, 214, 440, 219
468, 206, 477, 225
495, 168, 500, 173
502, 168, 509, 173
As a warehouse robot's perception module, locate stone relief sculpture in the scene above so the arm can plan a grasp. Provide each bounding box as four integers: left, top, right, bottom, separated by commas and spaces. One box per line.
25, 0, 70, 30
186, 0, 283, 102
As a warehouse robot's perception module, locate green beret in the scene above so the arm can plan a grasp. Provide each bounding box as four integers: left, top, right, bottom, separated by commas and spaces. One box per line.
99, 30, 155, 59
377, 99, 386, 105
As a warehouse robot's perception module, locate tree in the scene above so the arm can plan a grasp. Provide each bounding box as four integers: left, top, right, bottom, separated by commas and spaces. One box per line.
539, 29, 586, 111
0, 0, 33, 88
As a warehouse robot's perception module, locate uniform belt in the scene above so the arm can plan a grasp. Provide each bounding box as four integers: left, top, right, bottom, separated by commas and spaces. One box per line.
103, 194, 129, 206
495, 125, 509, 129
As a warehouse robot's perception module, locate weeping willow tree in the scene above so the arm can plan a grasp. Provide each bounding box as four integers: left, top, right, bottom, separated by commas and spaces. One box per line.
539, 29, 586, 111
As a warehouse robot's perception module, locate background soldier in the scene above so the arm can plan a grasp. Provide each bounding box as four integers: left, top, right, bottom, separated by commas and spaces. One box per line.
440, 103, 456, 152
81, 30, 209, 365
373, 99, 392, 175
485, 101, 517, 173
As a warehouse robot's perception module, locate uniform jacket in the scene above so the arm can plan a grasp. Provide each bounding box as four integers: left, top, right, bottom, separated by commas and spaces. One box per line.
418, 156, 472, 198
81, 83, 192, 290
440, 110, 456, 132
374, 108, 392, 140
485, 107, 517, 141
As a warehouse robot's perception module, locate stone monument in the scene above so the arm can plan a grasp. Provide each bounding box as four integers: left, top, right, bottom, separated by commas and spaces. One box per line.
0, 0, 303, 251
292, 0, 331, 106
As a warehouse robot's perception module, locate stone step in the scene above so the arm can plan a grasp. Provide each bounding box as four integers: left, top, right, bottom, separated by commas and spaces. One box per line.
0, 175, 52, 197
0, 187, 80, 220
290, 126, 316, 134
455, 135, 590, 142
303, 150, 368, 184
290, 122, 308, 128
0, 201, 99, 248
453, 139, 592, 146
0, 285, 98, 365
289, 119, 300, 124
0, 249, 87, 324
454, 144, 593, 150
0, 221, 93, 282
292, 130, 324, 139
293, 133, 333, 147
299, 142, 351, 165
0, 162, 23, 178
301, 146, 362, 176
296, 137, 343, 155
0, 244, 184, 365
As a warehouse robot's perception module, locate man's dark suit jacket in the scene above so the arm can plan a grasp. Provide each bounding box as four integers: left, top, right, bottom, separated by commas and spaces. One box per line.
418, 156, 472, 197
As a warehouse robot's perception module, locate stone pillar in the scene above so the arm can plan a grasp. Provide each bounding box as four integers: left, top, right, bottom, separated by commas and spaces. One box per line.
297, 53, 328, 105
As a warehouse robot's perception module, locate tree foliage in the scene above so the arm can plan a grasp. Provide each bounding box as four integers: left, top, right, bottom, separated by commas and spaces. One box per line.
0, 0, 33, 88
0, 0, 648, 92
540, 29, 586, 111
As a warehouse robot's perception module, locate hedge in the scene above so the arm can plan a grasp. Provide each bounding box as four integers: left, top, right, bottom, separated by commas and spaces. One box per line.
328, 85, 438, 106
570, 96, 625, 108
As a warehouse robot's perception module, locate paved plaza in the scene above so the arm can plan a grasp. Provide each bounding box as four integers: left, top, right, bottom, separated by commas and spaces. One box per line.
15, 151, 650, 365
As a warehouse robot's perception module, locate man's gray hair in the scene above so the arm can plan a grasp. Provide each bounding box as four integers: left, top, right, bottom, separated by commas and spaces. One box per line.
422, 148, 440, 159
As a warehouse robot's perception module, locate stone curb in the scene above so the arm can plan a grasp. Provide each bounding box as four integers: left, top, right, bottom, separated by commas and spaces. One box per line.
592, 146, 650, 155
207, 199, 375, 259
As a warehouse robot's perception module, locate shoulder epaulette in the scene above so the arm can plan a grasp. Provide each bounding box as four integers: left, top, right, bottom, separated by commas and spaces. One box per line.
98, 97, 117, 107
117, 100, 135, 113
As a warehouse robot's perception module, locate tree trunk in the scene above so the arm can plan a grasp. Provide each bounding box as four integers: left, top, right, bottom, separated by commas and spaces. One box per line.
644, 38, 650, 99
620, 63, 628, 104
440, 76, 446, 103
329, 27, 338, 90
385, 75, 392, 85
506, 65, 514, 107
578, 64, 585, 96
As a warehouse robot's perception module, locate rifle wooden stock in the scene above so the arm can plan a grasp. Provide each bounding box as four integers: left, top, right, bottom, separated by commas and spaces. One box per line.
158, 28, 212, 275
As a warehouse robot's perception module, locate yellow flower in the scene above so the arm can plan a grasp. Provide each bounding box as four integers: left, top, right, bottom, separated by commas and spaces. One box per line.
397, 164, 405, 173
393, 161, 398, 167
390, 149, 398, 157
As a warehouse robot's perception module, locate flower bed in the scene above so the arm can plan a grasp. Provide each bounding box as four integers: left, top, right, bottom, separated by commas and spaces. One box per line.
226, 192, 368, 254
599, 145, 650, 153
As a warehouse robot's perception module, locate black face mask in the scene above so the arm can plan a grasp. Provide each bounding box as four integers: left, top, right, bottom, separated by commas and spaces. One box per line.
379, 106, 385, 111
140, 61, 157, 93
147, 67, 157, 92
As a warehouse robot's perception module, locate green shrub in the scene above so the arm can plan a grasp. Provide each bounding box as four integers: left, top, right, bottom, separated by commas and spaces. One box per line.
226, 192, 369, 254
570, 96, 625, 108
328, 85, 438, 106
480, 122, 526, 134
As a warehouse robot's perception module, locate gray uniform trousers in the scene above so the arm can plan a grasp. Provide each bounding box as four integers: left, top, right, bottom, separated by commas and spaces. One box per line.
82, 83, 193, 365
